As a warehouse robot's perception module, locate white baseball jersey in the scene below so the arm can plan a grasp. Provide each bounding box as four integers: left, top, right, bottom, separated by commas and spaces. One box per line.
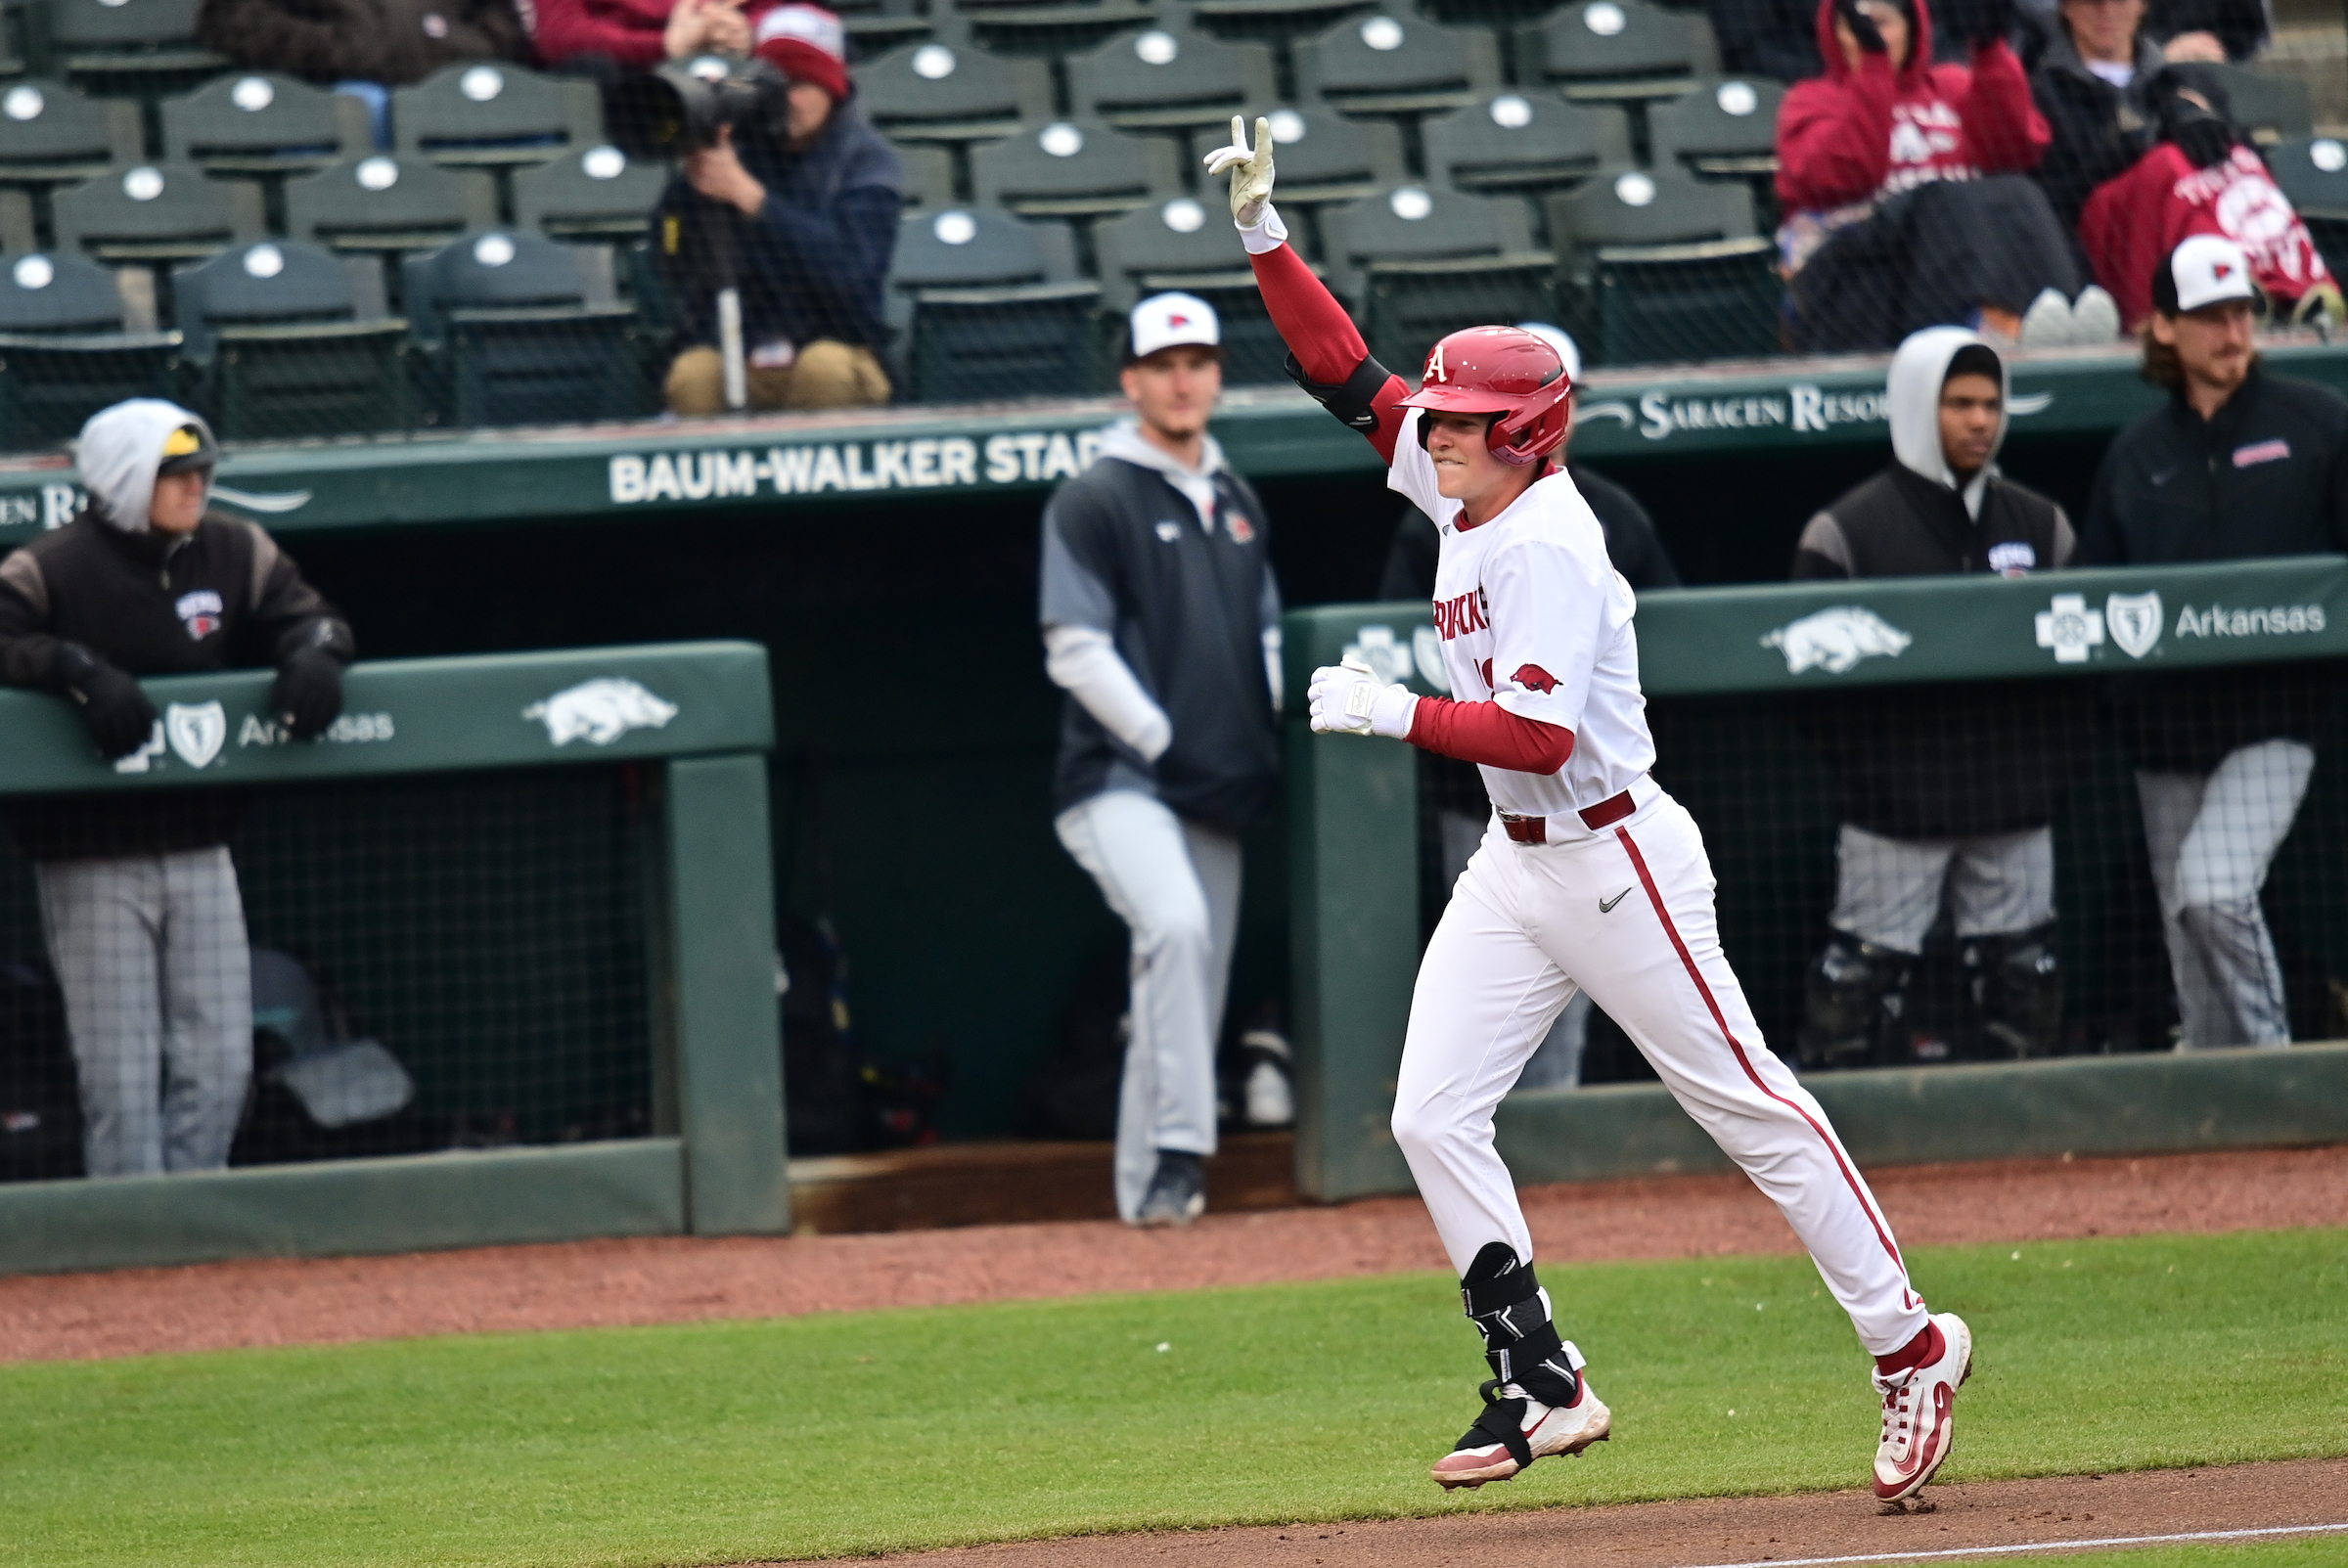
1389, 408, 1656, 819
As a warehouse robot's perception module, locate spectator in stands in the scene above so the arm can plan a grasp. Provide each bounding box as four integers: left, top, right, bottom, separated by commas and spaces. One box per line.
2029, 0, 2198, 230
197, 0, 529, 88
0, 400, 353, 1178
2143, 0, 2256, 61
2079, 237, 2348, 1050
654, 5, 899, 414
532, 0, 768, 75
1777, 0, 2111, 350
1040, 294, 1281, 1228
2077, 69, 2341, 329
1789, 329, 2074, 1066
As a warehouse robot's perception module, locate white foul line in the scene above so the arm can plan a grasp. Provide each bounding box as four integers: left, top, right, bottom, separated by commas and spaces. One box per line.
1683, 1519, 2348, 1568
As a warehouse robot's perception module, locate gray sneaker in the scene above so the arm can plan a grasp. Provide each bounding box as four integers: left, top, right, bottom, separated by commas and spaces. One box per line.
1133, 1150, 1206, 1228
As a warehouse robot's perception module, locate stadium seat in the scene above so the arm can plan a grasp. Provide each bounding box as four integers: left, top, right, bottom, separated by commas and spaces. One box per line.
391, 64, 604, 170
887, 204, 1099, 401
2202, 64, 2311, 146
1421, 91, 1633, 199
1517, 0, 1719, 106
47, 0, 226, 104
1291, 11, 1501, 116
1243, 104, 1404, 204
161, 73, 372, 183
1319, 181, 1551, 369
856, 39, 1053, 146
286, 153, 498, 268
51, 159, 265, 263
512, 143, 666, 243
1064, 22, 1278, 135
835, 0, 933, 57
1091, 193, 1293, 384
1648, 76, 1784, 222
401, 229, 645, 428
1546, 164, 1776, 366
2267, 136, 2348, 280
0, 78, 143, 200
1187, 0, 1377, 47
890, 140, 958, 208
965, 0, 1162, 59
970, 117, 1179, 217
0, 247, 181, 443
171, 237, 411, 438
0, 188, 29, 251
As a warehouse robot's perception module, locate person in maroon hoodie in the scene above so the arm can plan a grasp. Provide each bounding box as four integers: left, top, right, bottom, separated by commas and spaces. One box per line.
1777, 0, 2091, 351
531, 0, 771, 76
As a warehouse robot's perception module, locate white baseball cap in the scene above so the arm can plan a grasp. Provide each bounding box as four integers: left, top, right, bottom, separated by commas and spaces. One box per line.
1129, 291, 1219, 361
2156, 234, 2259, 315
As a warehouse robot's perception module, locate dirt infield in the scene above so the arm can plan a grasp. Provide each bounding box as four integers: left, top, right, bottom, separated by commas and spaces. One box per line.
761, 1459, 2348, 1568
2, 1143, 2341, 1365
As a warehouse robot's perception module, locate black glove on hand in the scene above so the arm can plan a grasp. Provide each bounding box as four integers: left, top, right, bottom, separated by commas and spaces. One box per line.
1836, 0, 1888, 54
271, 648, 344, 740
1966, 0, 2014, 50
2159, 92, 2238, 169
50, 642, 158, 761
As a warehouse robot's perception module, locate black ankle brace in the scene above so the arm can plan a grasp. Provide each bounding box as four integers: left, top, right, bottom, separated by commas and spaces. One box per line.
1459, 1242, 1583, 1409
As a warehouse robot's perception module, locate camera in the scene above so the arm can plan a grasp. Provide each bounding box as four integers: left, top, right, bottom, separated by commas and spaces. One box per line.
615, 54, 788, 154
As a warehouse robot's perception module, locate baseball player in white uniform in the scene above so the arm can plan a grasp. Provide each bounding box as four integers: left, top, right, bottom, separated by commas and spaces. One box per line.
1206, 117, 1973, 1500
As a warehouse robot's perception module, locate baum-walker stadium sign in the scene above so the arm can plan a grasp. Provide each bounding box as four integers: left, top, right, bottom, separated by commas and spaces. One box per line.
607, 428, 1110, 504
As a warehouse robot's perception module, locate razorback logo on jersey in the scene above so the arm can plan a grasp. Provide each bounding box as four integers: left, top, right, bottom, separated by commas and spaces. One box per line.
1433, 586, 1489, 640
1511, 663, 1558, 694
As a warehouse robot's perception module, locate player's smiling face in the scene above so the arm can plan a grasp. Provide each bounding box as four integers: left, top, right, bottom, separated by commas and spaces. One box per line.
1423, 410, 1536, 523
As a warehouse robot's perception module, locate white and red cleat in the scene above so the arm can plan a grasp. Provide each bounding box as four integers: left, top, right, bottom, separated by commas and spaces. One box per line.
1873, 1313, 1973, 1502
1429, 1367, 1612, 1491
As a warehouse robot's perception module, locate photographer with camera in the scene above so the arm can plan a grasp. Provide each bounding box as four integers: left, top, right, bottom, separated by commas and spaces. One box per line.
651, 4, 902, 414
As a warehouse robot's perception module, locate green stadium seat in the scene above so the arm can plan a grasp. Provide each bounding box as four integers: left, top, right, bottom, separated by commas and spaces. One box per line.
1648, 76, 1784, 224
856, 38, 1053, 146
889, 140, 957, 209
1242, 105, 1404, 205
285, 153, 499, 314
1546, 164, 1776, 367
161, 73, 372, 182
2267, 136, 2348, 280
970, 116, 1180, 218
1064, 22, 1278, 138
47, 0, 226, 105
512, 143, 666, 244
0, 187, 27, 250
1187, 0, 1377, 47
392, 63, 604, 171
51, 159, 265, 264
1090, 194, 1295, 383
1319, 181, 1551, 370
1291, 11, 1501, 116
0, 247, 180, 444
964, 0, 1162, 60
835, 0, 933, 57
1517, 0, 1719, 107
1421, 91, 1632, 199
402, 230, 645, 428
172, 237, 412, 438
888, 204, 1099, 401
2200, 64, 2311, 146
0, 78, 143, 201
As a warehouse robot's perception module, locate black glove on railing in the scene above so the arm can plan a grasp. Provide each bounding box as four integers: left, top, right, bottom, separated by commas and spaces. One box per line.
271, 647, 345, 740
50, 642, 158, 761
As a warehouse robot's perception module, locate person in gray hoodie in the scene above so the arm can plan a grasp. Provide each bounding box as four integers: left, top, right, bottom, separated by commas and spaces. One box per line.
1038, 293, 1279, 1228
0, 398, 352, 1177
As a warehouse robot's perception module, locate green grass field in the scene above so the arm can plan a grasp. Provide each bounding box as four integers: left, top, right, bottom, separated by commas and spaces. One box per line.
2, 1229, 2341, 1568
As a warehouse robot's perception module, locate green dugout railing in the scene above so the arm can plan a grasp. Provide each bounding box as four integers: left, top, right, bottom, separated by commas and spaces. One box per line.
0, 641, 785, 1276
1285, 557, 2348, 1203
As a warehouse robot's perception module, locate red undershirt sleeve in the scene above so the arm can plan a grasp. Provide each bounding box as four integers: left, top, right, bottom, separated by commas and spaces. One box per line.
1406, 696, 1575, 774
1247, 241, 1410, 464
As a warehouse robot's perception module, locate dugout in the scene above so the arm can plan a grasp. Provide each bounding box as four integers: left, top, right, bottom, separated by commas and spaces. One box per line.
4, 341, 2348, 1162
0, 643, 787, 1275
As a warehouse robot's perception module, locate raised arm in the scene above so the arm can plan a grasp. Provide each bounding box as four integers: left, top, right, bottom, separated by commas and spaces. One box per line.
1204, 117, 1412, 464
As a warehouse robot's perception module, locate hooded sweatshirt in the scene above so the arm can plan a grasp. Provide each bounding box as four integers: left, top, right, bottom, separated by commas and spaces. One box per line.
1038, 422, 1282, 831
2027, 22, 2168, 230
1790, 330, 2078, 839
1776, 0, 2050, 219
2079, 143, 2334, 329
0, 401, 354, 860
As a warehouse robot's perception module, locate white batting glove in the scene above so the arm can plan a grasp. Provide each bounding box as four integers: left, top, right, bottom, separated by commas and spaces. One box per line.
1308, 656, 1417, 739
1203, 113, 1277, 229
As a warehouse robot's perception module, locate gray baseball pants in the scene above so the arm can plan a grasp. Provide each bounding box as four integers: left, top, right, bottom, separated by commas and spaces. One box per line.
1055, 790, 1241, 1222
35, 846, 252, 1177
1828, 824, 2057, 953
2136, 739, 2314, 1051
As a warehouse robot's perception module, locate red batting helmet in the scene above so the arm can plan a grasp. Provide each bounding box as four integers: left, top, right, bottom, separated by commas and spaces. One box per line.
1396, 326, 1572, 467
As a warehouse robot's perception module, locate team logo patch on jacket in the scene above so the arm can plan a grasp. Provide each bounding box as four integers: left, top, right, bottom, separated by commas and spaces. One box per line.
175, 589, 224, 640
2233, 439, 2290, 468
1986, 541, 2036, 576
1511, 664, 1558, 694
1226, 513, 1254, 544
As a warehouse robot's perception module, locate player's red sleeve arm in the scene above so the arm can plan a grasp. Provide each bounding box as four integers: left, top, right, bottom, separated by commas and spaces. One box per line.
1406, 697, 1575, 774
1248, 240, 1409, 464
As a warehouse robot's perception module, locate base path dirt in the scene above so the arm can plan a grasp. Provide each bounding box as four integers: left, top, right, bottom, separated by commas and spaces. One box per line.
758, 1459, 2348, 1568
2, 1144, 2343, 1365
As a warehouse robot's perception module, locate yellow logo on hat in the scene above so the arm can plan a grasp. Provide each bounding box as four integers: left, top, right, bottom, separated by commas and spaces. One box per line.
162, 425, 203, 457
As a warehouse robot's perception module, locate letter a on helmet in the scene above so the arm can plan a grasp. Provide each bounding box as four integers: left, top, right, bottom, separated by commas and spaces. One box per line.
1397, 327, 1571, 467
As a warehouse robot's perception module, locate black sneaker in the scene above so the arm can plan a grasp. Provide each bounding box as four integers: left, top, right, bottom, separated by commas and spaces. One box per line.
1133, 1150, 1206, 1228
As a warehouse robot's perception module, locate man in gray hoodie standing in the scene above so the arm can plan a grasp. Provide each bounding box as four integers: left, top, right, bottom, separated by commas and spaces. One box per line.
0, 398, 353, 1177
1039, 293, 1280, 1227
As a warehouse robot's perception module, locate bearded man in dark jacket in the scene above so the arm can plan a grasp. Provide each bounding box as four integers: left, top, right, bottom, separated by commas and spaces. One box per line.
1790, 329, 2076, 1067
0, 400, 352, 1178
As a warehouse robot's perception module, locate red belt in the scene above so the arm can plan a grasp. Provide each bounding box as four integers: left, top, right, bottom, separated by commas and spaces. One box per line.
1500, 789, 1636, 846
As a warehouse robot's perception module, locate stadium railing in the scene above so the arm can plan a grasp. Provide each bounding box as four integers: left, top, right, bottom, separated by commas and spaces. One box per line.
0, 639, 786, 1276
1284, 559, 2348, 1202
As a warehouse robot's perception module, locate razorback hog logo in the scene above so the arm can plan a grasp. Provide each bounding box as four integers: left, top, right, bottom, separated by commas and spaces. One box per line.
1761, 606, 1914, 675
1433, 587, 1488, 640
522, 677, 679, 746
1511, 664, 1558, 694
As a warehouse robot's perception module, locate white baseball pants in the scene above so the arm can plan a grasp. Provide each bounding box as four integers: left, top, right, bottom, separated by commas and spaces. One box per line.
2136, 739, 2314, 1051
1392, 782, 1931, 1356
1055, 790, 1241, 1221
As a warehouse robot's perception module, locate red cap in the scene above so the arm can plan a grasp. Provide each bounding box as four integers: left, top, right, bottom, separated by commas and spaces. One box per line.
754, 4, 849, 103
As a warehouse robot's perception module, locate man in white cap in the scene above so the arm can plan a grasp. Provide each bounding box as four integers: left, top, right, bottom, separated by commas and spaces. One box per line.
1038, 292, 1280, 1226
2080, 235, 2348, 1048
